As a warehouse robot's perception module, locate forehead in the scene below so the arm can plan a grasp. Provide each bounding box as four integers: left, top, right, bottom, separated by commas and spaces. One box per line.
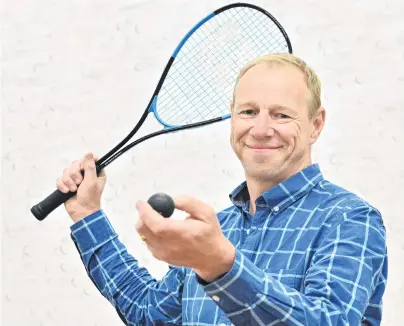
234, 63, 309, 108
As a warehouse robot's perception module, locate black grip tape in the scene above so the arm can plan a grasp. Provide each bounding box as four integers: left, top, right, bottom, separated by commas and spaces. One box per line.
31, 189, 76, 221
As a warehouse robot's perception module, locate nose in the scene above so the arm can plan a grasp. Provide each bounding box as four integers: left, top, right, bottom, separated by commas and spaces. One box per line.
250, 114, 275, 139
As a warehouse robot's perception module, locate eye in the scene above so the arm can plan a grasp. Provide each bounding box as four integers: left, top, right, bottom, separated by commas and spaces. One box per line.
240, 109, 257, 116
273, 112, 290, 119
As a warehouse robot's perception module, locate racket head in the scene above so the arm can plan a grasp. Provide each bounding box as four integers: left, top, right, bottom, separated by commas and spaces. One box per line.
30, 3, 293, 222
149, 3, 293, 129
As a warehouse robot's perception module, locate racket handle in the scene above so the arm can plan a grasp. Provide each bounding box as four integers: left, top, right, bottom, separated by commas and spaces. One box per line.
31, 189, 77, 221
32, 188, 175, 221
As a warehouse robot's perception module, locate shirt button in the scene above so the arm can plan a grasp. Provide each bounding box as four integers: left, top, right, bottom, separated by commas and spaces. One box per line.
246, 229, 250, 235
212, 295, 220, 302
273, 206, 279, 212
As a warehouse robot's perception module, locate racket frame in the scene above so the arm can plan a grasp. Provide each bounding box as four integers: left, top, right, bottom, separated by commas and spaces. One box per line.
30, 2, 292, 221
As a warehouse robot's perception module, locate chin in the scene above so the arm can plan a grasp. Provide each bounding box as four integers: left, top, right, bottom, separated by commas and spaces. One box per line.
245, 163, 286, 180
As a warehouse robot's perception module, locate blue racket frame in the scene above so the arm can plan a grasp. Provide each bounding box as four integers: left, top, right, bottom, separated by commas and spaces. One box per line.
30, 2, 292, 221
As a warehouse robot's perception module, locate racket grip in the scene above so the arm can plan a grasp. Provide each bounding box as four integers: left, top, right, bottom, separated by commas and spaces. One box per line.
31, 189, 77, 221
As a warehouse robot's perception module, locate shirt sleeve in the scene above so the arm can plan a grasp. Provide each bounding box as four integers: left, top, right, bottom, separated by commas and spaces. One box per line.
70, 210, 185, 326
197, 204, 388, 326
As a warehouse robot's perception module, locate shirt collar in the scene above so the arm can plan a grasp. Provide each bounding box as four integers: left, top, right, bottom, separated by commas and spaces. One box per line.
229, 163, 324, 212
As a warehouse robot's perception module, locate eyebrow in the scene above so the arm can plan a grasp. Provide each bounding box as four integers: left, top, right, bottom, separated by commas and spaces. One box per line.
234, 101, 296, 113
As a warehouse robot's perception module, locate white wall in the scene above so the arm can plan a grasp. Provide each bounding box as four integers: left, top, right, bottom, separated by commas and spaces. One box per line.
2, 0, 403, 325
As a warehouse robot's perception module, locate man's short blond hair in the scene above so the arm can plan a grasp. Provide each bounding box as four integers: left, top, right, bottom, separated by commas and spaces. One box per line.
233, 53, 321, 119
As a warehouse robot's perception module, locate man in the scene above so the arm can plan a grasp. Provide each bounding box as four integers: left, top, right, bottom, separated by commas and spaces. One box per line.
58, 53, 388, 325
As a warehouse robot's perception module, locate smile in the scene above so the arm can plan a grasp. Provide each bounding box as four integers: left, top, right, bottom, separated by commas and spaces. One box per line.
246, 145, 280, 150
246, 145, 281, 152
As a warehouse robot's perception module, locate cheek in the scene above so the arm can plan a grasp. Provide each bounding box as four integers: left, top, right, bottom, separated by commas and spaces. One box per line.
231, 121, 248, 143
230, 123, 236, 140
230, 126, 239, 150
279, 123, 313, 150
274, 124, 299, 144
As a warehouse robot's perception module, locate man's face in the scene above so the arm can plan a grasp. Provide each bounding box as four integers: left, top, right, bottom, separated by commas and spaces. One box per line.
230, 63, 324, 183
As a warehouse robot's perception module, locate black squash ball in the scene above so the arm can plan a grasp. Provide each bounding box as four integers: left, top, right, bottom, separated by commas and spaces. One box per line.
147, 193, 175, 218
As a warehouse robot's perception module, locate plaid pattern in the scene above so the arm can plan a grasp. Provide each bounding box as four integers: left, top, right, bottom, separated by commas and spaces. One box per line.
70, 164, 388, 326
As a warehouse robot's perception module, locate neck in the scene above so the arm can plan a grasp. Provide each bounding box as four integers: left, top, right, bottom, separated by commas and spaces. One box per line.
247, 159, 312, 214
246, 178, 278, 215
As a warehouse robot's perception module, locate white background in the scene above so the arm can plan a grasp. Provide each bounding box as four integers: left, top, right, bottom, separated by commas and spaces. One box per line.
2, 0, 403, 325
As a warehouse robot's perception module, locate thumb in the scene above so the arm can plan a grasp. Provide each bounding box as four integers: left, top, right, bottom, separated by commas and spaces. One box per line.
94, 156, 107, 181
81, 153, 98, 186
136, 200, 169, 231
174, 195, 215, 222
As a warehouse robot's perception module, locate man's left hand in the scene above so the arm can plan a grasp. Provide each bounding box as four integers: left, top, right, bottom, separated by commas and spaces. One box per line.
135, 195, 236, 282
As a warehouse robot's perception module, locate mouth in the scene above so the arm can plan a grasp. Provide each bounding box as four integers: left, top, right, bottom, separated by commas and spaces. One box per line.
246, 145, 281, 151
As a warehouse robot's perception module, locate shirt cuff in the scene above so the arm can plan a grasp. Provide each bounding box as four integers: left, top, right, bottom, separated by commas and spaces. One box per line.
197, 249, 266, 311
70, 210, 117, 254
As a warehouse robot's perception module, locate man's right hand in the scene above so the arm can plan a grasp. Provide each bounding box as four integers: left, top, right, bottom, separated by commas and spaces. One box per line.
56, 152, 107, 223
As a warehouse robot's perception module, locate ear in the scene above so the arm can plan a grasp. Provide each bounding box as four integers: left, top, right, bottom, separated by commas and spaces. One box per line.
310, 106, 326, 145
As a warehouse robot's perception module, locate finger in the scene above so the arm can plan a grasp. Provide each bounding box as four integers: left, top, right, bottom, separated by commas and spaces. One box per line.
89, 155, 106, 179
174, 195, 214, 222
135, 219, 157, 243
56, 177, 70, 193
96, 161, 107, 180
136, 200, 170, 235
83, 153, 97, 177
135, 215, 180, 263
71, 160, 84, 185
62, 168, 78, 192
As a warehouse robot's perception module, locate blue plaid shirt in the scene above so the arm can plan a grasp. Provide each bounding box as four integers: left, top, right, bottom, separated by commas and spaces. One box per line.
70, 164, 388, 325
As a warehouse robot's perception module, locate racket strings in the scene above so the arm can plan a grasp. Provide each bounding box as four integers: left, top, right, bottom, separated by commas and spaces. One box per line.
161, 11, 286, 122
156, 7, 290, 126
